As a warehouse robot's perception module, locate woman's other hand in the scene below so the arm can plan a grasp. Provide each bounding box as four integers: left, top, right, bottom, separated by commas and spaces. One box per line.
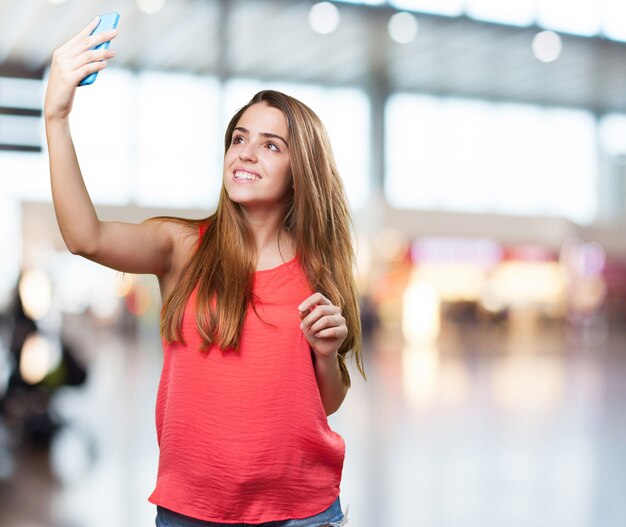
298, 293, 348, 359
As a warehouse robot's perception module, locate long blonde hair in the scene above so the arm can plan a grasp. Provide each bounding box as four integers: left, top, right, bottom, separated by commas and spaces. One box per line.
160, 90, 365, 386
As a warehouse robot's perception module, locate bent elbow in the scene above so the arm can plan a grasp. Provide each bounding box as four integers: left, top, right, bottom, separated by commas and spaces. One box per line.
65, 239, 97, 258
61, 225, 102, 257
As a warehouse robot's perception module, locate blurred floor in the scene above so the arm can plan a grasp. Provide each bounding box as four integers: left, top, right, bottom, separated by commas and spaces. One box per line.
1, 314, 626, 527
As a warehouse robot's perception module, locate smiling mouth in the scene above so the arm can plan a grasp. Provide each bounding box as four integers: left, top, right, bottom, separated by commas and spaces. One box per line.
234, 170, 261, 181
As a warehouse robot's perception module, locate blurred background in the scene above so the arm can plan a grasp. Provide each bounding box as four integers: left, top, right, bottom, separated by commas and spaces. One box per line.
1, 0, 626, 526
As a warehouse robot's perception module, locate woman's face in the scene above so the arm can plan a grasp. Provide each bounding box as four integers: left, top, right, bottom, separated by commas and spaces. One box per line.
223, 102, 292, 213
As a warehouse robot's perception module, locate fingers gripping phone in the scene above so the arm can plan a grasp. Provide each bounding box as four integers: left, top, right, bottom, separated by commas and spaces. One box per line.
79, 12, 120, 86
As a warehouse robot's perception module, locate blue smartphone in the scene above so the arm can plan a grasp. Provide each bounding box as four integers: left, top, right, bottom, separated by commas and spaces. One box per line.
78, 12, 120, 86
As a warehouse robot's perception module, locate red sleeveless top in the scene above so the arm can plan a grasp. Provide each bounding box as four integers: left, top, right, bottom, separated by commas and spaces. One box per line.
148, 223, 345, 523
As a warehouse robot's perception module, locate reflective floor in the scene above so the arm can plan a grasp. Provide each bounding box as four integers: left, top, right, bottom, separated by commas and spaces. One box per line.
1, 313, 626, 527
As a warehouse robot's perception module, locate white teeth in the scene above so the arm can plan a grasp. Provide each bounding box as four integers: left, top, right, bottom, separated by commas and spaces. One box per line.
234, 170, 260, 181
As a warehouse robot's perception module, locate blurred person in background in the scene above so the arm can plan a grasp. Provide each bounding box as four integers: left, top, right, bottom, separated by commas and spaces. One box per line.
43, 16, 365, 527
1, 274, 87, 450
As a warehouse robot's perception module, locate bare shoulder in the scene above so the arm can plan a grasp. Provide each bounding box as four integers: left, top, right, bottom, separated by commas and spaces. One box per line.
150, 217, 198, 242
149, 218, 200, 260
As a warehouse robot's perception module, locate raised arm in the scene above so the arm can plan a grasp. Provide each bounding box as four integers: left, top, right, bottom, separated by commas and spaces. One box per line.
44, 17, 187, 277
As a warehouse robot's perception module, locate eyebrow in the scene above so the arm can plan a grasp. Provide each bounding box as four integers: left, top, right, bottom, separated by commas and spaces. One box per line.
234, 127, 288, 148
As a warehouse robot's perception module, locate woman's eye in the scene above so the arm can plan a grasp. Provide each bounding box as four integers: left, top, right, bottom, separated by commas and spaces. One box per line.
267, 142, 279, 152
232, 135, 244, 144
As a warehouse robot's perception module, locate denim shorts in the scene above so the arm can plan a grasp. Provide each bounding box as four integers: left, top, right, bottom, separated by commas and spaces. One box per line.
155, 497, 347, 527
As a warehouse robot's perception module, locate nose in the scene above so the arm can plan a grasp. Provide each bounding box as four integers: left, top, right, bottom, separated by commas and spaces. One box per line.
239, 142, 257, 162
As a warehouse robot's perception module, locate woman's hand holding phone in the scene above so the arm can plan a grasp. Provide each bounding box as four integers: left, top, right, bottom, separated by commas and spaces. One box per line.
44, 16, 118, 121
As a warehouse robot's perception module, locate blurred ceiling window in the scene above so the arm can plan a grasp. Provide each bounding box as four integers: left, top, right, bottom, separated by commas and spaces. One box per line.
224, 79, 370, 211
135, 72, 219, 209
389, 0, 464, 17
389, 0, 622, 42
69, 68, 134, 205
385, 93, 597, 224
536, 0, 601, 36
334, 0, 386, 5
465, 0, 535, 27
601, 0, 626, 41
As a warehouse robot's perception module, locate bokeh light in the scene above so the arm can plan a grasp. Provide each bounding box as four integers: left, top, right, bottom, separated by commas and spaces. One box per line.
388, 12, 418, 44
309, 2, 340, 34
137, 0, 167, 15
18, 268, 51, 321
19, 334, 60, 385
532, 30, 563, 63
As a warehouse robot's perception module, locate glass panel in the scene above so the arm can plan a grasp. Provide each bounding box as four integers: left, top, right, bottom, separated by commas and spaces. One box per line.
536, 0, 600, 36
385, 94, 441, 209
0, 151, 48, 201
465, 0, 536, 27
0, 115, 41, 147
386, 93, 598, 224
0, 194, 20, 307
389, 0, 464, 17
69, 68, 134, 205
601, 0, 626, 41
599, 114, 626, 155
0, 77, 42, 108
135, 72, 219, 209
334, 0, 387, 5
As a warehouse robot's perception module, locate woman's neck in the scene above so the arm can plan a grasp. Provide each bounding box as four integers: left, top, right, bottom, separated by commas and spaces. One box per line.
241, 207, 295, 269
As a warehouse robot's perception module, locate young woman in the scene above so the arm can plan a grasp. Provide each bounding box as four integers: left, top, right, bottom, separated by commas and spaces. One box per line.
45, 17, 365, 527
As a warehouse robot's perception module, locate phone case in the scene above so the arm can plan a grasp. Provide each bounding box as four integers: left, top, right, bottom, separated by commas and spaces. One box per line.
78, 12, 120, 86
